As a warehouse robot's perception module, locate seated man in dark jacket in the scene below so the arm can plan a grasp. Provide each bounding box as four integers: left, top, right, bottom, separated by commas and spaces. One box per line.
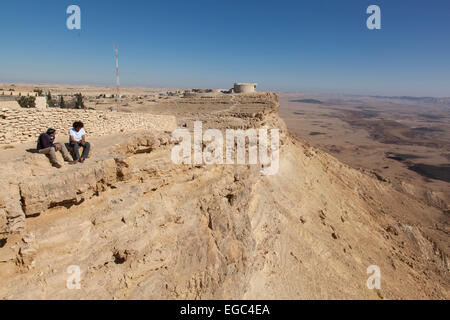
37, 128, 73, 168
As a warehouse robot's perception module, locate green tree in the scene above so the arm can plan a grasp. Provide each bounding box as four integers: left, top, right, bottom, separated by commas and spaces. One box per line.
17, 96, 36, 108
46, 91, 55, 108
33, 88, 43, 96
74, 93, 85, 109
59, 96, 66, 109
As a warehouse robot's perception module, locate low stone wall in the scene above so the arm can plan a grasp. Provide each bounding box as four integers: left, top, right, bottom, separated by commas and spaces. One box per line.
35, 97, 47, 109
0, 101, 20, 109
0, 107, 176, 145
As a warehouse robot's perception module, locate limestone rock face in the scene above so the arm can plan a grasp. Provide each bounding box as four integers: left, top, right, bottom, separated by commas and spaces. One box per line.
0, 93, 448, 300
0, 185, 25, 237
19, 158, 117, 216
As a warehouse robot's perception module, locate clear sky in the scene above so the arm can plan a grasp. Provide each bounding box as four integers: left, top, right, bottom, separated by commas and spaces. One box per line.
1, 0, 449, 96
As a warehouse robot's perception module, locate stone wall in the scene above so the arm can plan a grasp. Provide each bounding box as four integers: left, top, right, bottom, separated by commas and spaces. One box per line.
0, 91, 39, 97
0, 107, 176, 145
0, 101, 20, 109
35, 97, 47, 109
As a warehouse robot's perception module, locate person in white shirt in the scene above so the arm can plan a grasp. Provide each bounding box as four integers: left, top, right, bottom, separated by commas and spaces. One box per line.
69, 121, 90, 163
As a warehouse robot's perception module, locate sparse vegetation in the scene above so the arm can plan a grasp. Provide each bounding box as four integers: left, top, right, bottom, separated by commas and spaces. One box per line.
16, 96, 36, 108
33, 88, 43, 96
45, 94, 80, 109
59, 96, 66, 109
74, 93, 85, 109
46, 91, 55, 108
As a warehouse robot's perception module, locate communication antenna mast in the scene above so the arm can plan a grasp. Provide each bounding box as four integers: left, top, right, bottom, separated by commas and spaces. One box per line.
115, 44, 120, 111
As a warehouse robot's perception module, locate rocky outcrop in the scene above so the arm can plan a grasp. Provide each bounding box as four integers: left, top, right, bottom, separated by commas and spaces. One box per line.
19, 158, 117, 216
0, 131, 174, 223
0, 185, 25, 237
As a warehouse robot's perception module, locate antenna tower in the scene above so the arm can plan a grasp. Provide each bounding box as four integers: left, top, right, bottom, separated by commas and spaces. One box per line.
115, 44, 120, 111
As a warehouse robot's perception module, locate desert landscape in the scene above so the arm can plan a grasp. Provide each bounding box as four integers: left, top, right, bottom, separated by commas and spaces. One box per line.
279, 93, 450, 213
0, 84, 448, 299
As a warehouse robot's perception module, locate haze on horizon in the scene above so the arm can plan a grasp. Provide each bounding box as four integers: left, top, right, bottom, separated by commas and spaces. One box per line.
1, 0, 449, 97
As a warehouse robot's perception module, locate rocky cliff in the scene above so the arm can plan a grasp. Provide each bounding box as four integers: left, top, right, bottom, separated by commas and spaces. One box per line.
0, 93, 448, 299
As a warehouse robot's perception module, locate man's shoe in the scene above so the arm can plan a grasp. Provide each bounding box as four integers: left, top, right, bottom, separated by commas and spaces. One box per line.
64, 158, 76, 164
52, 163, 62, 169
80, 158, 85, 163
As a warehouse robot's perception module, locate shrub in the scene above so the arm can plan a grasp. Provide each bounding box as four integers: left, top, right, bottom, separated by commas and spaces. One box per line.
46, 91, 55, 108
17, 96, 36, 108
59, 96, 66, 109
74, 93, 85, 109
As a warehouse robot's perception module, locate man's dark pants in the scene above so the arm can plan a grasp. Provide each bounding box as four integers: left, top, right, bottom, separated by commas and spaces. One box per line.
70, 142, 90, 160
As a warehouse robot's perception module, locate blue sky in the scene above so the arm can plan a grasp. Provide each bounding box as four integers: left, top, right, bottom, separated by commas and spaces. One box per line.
1, 0, 449, 96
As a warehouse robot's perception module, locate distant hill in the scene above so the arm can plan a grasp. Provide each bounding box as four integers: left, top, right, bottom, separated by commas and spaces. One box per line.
290, 99, 323, 104
370, 96, 450, 106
